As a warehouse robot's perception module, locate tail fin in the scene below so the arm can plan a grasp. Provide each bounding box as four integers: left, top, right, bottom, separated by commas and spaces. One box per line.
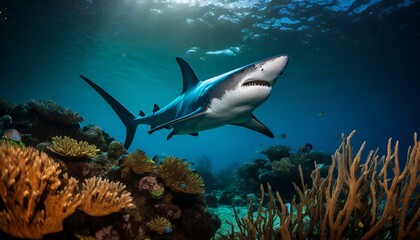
80, 75, 138, 149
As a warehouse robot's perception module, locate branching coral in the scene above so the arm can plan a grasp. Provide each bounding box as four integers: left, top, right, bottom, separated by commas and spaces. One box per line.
221, 131, 420, 240
123, 150, 155, 175
0, 143, 82, 239
0, 143, 136, 239
79, 176, 135, 216
146, 216, 173, 234
157, 157, 204, 194
48, 136, 99, 158
28, 100, 84, 124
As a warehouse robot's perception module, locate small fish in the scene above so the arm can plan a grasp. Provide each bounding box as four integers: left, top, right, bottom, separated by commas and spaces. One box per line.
164, 226, 173, 234
279, 133, 287, 139
317, 111, 324, 117
4, 129, 21, 142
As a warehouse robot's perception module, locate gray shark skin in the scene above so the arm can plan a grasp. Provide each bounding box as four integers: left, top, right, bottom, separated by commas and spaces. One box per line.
80, 54, 288, 149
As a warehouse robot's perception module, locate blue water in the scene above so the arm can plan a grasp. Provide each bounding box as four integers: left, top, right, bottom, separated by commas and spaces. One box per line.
1, 0, 418, 171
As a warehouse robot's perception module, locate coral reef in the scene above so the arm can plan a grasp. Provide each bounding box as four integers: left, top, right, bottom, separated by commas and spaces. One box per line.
236, 144, 330, 202
82, 125, 114, 152
139, 176, 165, 199
146, 216, 173, 234
48, 135, 99, 158
271, 157, 296, 176
0, 99, 222, 239
0, 143, 82, 239
107, 140, 127, 160
79, 177, 135, 217
27, 100, 84, 125
220, 131, 420, 239
0, 143, 136, 239
158, 157, 205, 194
258, 144, 291, 162
153, 193, 182, 220
122, 150, 155, 176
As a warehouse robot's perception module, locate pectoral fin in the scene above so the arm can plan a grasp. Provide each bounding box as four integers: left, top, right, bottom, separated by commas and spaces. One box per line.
148, 106, 208, 135
231, 114, 274, 138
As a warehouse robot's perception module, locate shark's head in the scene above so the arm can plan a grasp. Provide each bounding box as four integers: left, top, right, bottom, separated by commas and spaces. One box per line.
239, 54, 288, 89
207, 54, 288, 114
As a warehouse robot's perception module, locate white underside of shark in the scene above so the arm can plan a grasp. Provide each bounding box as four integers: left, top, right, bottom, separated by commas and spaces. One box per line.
81, 54, 288, 149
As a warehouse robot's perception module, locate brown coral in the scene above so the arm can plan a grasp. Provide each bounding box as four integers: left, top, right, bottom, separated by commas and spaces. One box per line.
146, 216, 172, 234
123, 150, 155, 175
157, 157, 204, 194
0, 143, 82, 239
28, 99, 84, 124
79, 176, 135, 216
48, 136, 99, 158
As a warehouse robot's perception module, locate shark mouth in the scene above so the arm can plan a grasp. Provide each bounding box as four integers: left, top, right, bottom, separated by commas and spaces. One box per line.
242, 80, 271, 88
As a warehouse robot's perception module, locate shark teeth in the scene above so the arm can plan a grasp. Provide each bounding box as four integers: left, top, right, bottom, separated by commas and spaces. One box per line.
242, 80, 271, 88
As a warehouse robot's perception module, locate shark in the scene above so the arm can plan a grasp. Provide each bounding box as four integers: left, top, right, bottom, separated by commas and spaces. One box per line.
80, 54, 288, 149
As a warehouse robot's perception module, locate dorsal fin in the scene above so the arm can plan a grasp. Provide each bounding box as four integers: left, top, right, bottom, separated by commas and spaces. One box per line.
153, 104, 160, 113
176, 57, 200, 94
139, 111, 145, 117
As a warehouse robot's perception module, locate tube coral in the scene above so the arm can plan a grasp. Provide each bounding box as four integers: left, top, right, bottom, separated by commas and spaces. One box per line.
48, 136, 99, 158
157, 157, 204, 194
0, 143, 82, 239
79, 176, 135, 216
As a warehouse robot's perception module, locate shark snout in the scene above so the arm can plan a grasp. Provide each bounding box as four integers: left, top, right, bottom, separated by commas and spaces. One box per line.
242, 54, 288, 87
266, 54, 288, 77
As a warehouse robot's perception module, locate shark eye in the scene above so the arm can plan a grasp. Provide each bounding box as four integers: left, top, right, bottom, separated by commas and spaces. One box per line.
242, 80, 271, 87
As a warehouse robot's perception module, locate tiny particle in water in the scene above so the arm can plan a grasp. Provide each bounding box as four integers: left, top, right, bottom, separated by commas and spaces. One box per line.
318, 111, 324, 117
279, 133, 287, 139
180, 183, 187, 189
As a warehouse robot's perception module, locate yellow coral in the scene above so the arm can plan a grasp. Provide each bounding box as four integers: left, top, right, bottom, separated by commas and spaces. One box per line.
48, 136, 99, 158
0, 143, 82, 239
146, 216, 172, 234
79, 176, 135, 216
123, 150, 155, 175
157, 157, 204, 194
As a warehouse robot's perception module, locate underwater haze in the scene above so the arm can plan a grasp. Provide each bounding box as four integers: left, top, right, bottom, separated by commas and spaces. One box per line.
1, 0, 419, 171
